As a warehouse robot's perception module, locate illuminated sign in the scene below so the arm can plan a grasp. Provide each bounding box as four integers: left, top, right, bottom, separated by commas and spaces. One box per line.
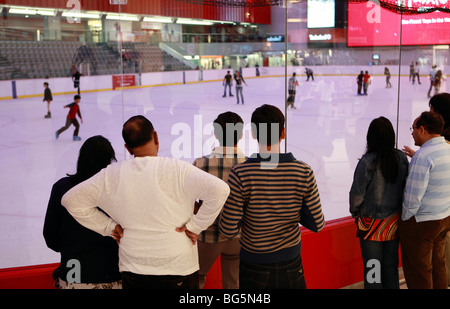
309, 34, 332, 41
266, 35, 284, 42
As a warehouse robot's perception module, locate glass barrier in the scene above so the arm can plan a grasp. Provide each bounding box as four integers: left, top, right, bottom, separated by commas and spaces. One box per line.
0, 1, 448, 269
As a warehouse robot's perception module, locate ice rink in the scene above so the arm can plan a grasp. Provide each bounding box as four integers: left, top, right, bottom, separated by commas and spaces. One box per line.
0, 72, 445, 268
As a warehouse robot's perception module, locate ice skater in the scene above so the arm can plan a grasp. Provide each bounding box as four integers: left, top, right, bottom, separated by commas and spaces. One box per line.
413, 62, 421, 85
55, 95, 83, 141
357, 71, 364, 95
234, 71, 247, 104
305, 67, 314, 81
384, 67, 392, 88
427, 65, 438, 98
287, 72, 299, 110
363, 71, 371, 95
222, 71, 234, 97
409, 61, 415, 82
433, 70, 445, 96
72, 70, 82, 95
43, 82, 53, 118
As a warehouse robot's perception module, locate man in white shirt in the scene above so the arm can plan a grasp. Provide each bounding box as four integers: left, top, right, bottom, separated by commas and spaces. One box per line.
400, 111, 450, 289
62, 115, 230, 289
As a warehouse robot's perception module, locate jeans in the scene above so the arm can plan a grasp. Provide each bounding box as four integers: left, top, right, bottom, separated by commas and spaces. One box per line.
223, 82, 232, 96
239, 254, 307, 289
121, 271, 199, 289
359, 239, 400, 289
236, 86, 244, 104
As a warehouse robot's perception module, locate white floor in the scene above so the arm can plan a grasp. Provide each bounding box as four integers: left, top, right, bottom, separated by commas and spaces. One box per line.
0, 73, 444, 269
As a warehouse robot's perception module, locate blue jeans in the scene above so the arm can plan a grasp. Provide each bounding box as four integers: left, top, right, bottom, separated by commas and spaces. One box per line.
239, 254, 307, 289
359, 239, 399, 289
223, 82, 232, 96
236, 86, 244, 104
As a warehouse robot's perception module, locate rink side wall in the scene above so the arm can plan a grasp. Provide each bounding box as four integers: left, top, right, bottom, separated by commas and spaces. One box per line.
0, 216, 402, 289
0, 65, 443, 100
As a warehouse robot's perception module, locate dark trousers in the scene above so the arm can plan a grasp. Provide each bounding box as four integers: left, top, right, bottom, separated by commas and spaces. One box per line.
121, 271, 199, 289
357, 82, 362, 94
399, 216, 450, 289
359, 239, 400, 289
239, 254, 307, 289
57, 118, 79, 137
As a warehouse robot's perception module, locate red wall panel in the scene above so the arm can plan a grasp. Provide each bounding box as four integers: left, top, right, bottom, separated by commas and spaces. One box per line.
0, 217, 392, 289
1, 0, 271, 24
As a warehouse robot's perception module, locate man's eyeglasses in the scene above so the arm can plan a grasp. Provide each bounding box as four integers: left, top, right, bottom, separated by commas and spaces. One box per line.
410, 126, 418, 132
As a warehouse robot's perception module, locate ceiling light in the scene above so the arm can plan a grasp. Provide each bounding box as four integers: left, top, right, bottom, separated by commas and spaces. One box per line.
61, 11, 101, 19
143, 17, 173, 23
176, 19, 213, 26
9, 8, 36, 15
106, 14, 139, 21
37, 10, 56, 16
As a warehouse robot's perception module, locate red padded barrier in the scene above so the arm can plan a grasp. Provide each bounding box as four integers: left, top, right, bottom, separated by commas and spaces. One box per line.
203, 216, 365, 289
0, 263, 58, 289
1, 217, 397, 289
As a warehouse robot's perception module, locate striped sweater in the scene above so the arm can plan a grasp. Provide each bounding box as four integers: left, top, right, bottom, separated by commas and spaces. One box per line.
219, 153, 325, 263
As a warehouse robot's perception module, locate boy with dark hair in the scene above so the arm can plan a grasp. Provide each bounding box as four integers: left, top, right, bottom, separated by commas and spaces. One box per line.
193, 111, 247, 289
43, 82, 53, 119
219, 104, 325, 289
55, 95, 83, 141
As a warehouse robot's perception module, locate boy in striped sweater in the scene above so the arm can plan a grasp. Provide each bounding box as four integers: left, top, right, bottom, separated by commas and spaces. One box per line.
219, 104, 325, 289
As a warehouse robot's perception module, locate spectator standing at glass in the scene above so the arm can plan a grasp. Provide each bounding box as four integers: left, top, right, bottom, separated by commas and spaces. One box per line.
402, 93, 450, 287
349, 117, 409, 289
219, 104, 325, 289
62, 116, 230, 289
400, 111, 450, 289
43, 135, 121, 289
193, 111, 247, 289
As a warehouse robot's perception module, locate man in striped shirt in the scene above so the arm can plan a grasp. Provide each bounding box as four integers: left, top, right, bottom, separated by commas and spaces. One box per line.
400, 111, 450, 289
219, 104, 325, 289
193, 111, 247, 289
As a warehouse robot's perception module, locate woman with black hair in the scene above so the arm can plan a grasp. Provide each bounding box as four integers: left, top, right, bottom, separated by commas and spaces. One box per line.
349, 117, 409, 289
43, 135, 121, 289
